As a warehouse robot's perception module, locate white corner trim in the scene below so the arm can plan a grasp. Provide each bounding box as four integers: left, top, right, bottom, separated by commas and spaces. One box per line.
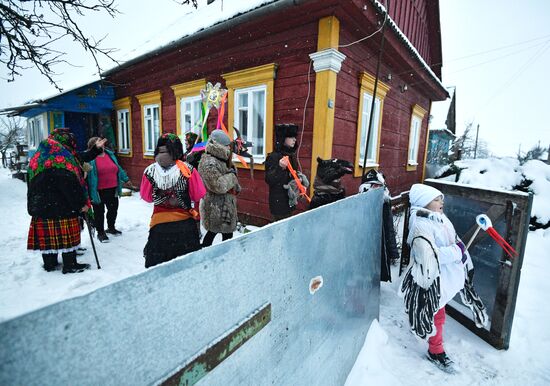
309, 48, 346, 73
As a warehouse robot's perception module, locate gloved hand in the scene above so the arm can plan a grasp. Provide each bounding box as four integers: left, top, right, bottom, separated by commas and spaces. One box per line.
456, 240, 467, 263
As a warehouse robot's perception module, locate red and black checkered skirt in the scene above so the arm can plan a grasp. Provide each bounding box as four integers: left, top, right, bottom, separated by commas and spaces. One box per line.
27, 217, 81, 252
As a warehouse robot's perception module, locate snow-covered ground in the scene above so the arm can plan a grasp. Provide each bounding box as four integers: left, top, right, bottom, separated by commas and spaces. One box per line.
1, 158, 550, 384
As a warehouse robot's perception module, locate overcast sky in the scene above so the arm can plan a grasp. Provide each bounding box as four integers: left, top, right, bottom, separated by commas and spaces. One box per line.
1, 0, 549, 157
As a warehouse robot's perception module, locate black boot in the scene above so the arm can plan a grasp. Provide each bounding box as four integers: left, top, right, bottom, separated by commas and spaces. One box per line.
42, 253, 59, 272
427, 351, 456, 373
62, 251, 90, 274
97, 231, 110, 243
106, 227, 122, 235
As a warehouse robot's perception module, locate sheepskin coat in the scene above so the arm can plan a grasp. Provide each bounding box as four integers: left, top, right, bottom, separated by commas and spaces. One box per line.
198, 140, 240, 234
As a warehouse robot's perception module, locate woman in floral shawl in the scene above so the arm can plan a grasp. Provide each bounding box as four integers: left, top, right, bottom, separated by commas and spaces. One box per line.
27, 128, 104, 274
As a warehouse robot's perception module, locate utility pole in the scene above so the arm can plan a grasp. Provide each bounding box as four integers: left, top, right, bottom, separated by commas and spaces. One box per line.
473, 124, 480, 159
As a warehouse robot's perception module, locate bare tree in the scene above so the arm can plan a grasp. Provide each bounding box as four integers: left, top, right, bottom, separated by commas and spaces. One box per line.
0, 0, 198, 91
449, 121, 491, 161
0, 116, 25, 168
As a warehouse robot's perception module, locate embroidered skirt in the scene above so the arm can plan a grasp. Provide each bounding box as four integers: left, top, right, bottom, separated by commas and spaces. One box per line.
28, 217, 81, 253
143, 218, 201, 268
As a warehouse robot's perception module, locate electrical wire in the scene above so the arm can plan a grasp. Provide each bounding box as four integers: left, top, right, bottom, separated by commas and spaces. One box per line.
473, 40, 550, 117
296, 59, 312, 172
338, 8, 388, 48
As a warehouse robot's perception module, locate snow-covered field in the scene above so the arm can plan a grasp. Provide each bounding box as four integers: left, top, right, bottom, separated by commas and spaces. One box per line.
1, 157, 550, 384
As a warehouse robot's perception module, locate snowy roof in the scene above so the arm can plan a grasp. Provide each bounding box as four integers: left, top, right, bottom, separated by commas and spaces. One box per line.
370, 0, 447, 94
0, 79, 106, 116
429, 127, 456, 138
102, 0, 282, 76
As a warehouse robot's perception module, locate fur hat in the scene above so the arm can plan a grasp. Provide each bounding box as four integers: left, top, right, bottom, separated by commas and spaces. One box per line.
209, 129, 231, 146
275, 124, 299, 151
409, 183, 443, 208
275, 124, 298, 143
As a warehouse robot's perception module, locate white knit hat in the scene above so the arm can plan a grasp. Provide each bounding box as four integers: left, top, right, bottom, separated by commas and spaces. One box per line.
409, 183, 443, 208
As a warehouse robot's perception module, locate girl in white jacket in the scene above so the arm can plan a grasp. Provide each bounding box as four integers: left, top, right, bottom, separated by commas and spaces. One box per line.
400, 184, 487, 372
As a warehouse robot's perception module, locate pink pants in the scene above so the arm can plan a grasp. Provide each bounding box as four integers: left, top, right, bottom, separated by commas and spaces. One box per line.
428, 307, 446, 354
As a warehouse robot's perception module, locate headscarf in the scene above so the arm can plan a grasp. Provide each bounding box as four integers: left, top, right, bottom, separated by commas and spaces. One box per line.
27, 128, 90, 206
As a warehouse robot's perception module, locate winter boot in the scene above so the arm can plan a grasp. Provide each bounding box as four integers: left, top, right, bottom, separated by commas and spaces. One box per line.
42, 253, 59, 272
106, 227, 122, 235
427, 351, 456, 374
97, 231, 110, 243
62, 251, 90, 274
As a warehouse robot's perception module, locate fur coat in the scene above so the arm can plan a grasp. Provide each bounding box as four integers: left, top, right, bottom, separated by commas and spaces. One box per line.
198, 141, 240, 234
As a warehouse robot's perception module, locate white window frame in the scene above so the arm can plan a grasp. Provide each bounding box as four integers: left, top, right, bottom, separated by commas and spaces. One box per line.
180, 95, 203, 136
117, 109, 131, 154
407, 115, 422, 166
233, 84, 267, 162
406, 105, 427, 170
27, 114, 45, 149
358, 91, 381, 167
143, 104, 160, 155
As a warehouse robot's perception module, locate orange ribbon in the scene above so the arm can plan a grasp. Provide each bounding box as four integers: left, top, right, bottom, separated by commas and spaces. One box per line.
217, 93, 249, 168
284, 156, 311, 203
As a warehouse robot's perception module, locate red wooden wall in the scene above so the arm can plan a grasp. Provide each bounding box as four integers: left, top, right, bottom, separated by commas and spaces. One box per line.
108, 0, 444, 224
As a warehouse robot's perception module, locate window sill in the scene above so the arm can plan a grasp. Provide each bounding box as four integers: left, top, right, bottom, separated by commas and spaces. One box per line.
354, 162, 379, 178
406, 162, 418, 172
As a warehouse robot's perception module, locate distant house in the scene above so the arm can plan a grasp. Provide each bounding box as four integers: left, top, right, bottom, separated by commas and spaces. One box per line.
426, 87, 455, 177
0, 81, 115, 153
101, 0, 447, 223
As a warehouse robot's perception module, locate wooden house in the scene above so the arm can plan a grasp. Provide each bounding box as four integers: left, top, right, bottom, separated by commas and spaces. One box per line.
1, 81, 115, 154
103, 0, 448, 224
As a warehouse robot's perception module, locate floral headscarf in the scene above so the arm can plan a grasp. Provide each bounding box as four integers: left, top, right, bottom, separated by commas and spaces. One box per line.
28, 129, 90, 206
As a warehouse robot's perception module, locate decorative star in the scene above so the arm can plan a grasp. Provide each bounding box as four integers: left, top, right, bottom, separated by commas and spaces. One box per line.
200, 82, 227, 110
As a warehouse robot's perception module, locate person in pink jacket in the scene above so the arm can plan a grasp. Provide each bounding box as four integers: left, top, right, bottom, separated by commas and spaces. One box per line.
140, 133, 206, 268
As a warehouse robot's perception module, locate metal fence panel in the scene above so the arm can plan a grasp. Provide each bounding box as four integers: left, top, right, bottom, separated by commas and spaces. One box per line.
0, 190, 383, 386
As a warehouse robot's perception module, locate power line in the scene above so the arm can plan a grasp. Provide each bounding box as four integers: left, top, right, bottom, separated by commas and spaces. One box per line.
473, 41, 550, 117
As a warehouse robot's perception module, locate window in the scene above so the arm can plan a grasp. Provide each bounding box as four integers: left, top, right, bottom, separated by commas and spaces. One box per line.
113, 97, 132, 156
354, 72, 390, 177
223, 63, 276, 169
143, 104, 160, 155
181, 96, 203, 134
358, 92, 381, 166
234, 85, 266, 158
136, 90, 162, 158
171, 79, 206, 137
406, 104, 427, 171
27, 114, 46, 149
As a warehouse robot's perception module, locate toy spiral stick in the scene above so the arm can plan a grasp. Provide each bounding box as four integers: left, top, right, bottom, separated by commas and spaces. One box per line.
476, 214, 518, 258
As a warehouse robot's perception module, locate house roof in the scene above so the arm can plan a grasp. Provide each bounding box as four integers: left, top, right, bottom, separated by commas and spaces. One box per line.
370, 0, 446, 92
104, 0, 446, 92
429, 127, 456, 138
0, 80, 114, 117
102, 0, 291, 77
